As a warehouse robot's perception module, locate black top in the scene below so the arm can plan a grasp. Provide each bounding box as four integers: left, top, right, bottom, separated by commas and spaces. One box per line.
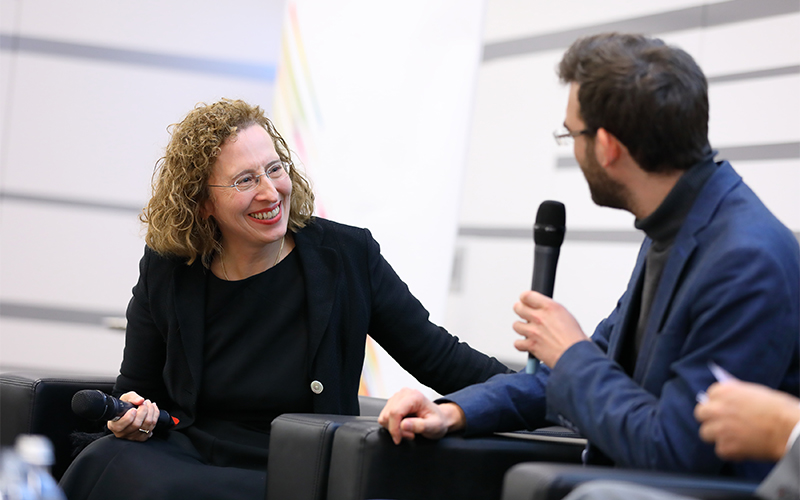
185, 250, 312, 469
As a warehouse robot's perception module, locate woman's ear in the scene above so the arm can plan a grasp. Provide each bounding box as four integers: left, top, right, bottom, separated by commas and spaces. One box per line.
200, 197, 214, 220
594, 128, 620, 168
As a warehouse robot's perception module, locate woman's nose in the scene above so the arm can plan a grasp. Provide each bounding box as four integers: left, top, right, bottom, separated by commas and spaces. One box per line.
253, 174, 279, 198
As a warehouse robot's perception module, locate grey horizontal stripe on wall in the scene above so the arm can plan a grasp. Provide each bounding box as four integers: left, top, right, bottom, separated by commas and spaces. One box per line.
706, 64, 800, 84
458, 227, 645, 243
718, 142, 800, 162
0, 191, 142, 214
0, 302, 124, 327
483, 0, 800, 61
0, 34, 276, 81
557, 142, 800, 168
458, 227, 800, 243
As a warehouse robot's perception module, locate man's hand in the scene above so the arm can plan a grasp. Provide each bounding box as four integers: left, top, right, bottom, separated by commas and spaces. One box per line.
512, 290, 589, 368
378, 388, 466, 445
694, 380, 800, 462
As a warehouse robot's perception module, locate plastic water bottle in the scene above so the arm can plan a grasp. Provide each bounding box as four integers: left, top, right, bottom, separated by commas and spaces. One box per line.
0, 435, 66, 500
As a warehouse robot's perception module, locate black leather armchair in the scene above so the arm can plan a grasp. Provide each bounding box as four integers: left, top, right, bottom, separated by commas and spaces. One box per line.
0, 371, 115, 480
267, 413, 586, 500
0, 369, 389, 491
500, 463, 760, 500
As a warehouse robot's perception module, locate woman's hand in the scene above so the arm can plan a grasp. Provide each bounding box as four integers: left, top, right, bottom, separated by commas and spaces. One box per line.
107, 391, 160, 442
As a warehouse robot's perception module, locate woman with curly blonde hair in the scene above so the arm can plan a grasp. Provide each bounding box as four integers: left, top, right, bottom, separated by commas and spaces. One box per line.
141, 98, 314, 266
60, 99, 508, 499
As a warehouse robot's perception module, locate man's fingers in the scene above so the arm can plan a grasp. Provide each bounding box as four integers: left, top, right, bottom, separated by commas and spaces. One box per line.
698, 420, 720, 444
513, 338, 533, 353
387, 413, 406, 444
513, 301, 545, 325
378, 389, 424, 444
520, 290, 549, 307
400, 418, 426, 439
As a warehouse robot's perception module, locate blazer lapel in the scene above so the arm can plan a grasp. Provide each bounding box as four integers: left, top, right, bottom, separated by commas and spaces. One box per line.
634, 162, 742, 379
173, 261, 207, 399
633, 232, 698, 383
294, 223, 340, 370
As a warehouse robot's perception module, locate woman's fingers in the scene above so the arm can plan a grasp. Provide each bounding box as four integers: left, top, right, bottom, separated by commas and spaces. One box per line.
107, 397, 158, 441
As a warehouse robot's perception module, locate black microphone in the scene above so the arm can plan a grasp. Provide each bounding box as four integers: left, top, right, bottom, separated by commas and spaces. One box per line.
71, 389, 178, 430
526, 200, 566, 374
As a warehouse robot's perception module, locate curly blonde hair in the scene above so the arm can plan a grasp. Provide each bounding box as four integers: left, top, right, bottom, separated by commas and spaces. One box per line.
141, 99, 314, 265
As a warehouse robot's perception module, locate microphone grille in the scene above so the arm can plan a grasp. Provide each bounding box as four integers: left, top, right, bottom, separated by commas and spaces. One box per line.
71, 390, 109, 420
534, 200, 566, 247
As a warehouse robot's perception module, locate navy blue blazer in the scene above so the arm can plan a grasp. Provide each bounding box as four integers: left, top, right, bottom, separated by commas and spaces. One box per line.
447, 160, 799, 480
115, 217, 509, 429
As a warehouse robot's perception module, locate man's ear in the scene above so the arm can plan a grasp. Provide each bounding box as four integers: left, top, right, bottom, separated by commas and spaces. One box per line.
594, 128, 621, 167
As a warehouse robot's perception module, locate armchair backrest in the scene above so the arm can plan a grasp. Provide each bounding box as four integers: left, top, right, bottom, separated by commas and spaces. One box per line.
0, 371, 115, 480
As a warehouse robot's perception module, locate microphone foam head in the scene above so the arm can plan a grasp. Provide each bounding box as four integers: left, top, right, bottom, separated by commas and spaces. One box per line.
534, 200, 566, 247
71, 389, 111, 420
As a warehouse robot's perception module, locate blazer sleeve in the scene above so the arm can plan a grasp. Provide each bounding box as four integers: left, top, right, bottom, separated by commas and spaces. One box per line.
362, 229, 511, 395
113, 247, 171, 406
547, 239, 799, 476
440, 289, 623, 436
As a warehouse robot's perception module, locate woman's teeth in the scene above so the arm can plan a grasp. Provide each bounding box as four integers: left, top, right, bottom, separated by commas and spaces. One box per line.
250, 206, 280, 220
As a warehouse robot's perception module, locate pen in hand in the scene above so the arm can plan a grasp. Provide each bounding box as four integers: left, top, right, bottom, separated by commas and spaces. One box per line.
696, 361, 735, 404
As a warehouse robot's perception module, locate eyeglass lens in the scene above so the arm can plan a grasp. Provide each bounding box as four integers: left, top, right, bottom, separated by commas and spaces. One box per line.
234, 162, 289, 192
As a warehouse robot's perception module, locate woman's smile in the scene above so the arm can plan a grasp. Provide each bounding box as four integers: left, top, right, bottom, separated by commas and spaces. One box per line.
249, 204, 282, 223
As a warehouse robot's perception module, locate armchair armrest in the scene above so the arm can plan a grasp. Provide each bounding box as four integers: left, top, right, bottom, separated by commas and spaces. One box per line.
265, 396, 387, 500
326, 419, 586, 500
267, 414, 375, 500
501, 463, 759, 500
0, 371, 116, 480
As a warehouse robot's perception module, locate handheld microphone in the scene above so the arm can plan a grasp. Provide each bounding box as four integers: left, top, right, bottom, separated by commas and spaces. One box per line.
71, 389, 179, 429
526, 200, 566, 374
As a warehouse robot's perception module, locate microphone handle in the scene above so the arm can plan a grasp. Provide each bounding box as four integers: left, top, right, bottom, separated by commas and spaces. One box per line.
526, 245, 561, 374
110, 397, 176, 430
110, 398, 135, 419
531, 246, 560, 296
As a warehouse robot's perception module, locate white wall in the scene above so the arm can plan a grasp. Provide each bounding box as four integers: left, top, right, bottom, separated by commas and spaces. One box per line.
445, 0, 800, 368
271, 0, 487, 398
0, 0, 285, 374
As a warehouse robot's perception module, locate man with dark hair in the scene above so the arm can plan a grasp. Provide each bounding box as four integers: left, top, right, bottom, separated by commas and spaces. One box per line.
379, 33, 799, 481
558, 34, 710, 173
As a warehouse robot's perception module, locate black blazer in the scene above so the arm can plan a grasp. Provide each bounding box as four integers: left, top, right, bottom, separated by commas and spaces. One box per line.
115, 217, 508, 429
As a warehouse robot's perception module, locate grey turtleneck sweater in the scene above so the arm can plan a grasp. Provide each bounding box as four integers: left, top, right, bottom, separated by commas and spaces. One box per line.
621, 155, 718, 374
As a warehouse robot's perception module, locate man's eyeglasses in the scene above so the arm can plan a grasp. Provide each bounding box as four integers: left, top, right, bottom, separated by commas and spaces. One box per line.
553, 127, 591, 146
208, 161, 291, 193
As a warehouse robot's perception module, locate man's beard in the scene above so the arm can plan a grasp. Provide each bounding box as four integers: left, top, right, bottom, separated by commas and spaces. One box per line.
580, 139, 630, 211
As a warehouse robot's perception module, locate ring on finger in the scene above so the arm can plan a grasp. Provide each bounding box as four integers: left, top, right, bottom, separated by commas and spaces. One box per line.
138, 428, 151, 434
